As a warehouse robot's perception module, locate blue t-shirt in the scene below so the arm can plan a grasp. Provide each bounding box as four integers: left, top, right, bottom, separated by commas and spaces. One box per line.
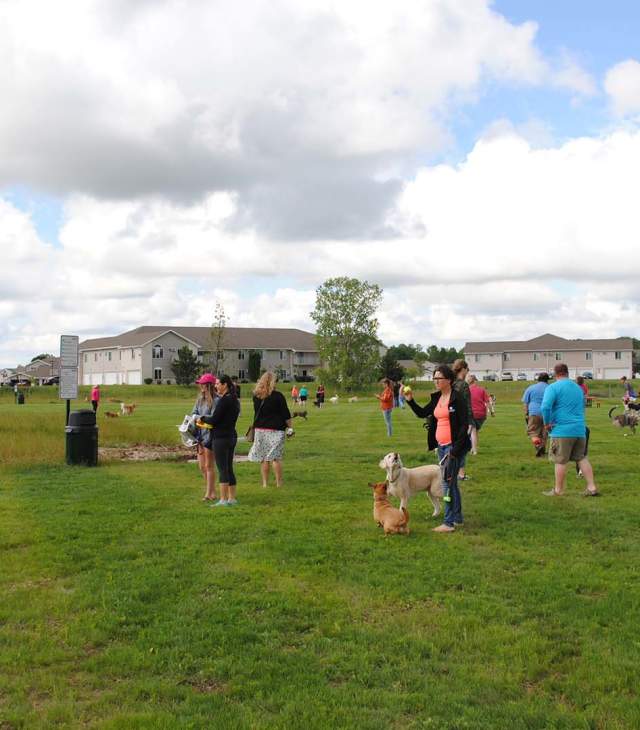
522, 382, 547, 417
541, 378, 586, 438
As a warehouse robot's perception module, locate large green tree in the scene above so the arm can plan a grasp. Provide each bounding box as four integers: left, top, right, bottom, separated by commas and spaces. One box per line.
310, 277, 383, 390
171, 346, 200, 385
248, 350, 262, 381
379, 351, 405, 382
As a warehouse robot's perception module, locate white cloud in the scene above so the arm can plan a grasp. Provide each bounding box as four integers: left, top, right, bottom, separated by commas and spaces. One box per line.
605, 59, 640, 117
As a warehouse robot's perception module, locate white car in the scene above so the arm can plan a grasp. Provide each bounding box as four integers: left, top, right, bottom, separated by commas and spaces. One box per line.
516, 373, 527, 381
501, 372, 513, 381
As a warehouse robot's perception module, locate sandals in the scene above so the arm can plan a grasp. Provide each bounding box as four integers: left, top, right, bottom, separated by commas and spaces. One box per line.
583, 489, 600, 497
542, 489, 563, 496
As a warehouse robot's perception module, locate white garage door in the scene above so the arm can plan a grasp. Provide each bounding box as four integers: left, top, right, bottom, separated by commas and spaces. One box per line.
603, 368, 628, 379
127, 370, 142, 385
91, 374, 103, 385
83, 373, 91, 385
104, 371, 118, 385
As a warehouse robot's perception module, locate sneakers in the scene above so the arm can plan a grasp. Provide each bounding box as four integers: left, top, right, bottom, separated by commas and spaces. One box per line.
433, 524, 455, 533
212, 499, 228, 507
227, 499, 238, 505
542, 489, 563, 496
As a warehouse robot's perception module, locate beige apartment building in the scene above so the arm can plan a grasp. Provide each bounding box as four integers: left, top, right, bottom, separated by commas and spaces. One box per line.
463, 333, 633, 380
79, 326, 319, 385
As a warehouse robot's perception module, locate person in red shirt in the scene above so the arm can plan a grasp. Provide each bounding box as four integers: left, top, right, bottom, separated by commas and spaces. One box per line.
90, 384, 101, 413
466, 374, 492, 455
375, 378, 394, 436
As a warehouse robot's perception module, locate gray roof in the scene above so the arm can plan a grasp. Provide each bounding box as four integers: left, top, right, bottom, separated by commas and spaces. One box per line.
463, 333, 633, 353
79, 325, 318, 352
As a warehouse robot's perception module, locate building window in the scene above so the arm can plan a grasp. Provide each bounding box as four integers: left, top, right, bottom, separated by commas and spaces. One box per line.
503, 353, 510, 362
108, 351, 112, 361
474, 354, 480, 362
279, 351, 284, 360
533, 353, 539, 362
94, 353, 97, 362
586, 352, 592, 360
119, 350, 122, 360
555, 352, 563, 361
238, 350, 245, 360
84, 354, 87, 363
153, 345, 163, 359
154, 368, 162, 380
615, 351, 622, 360
238, 369, 245, 379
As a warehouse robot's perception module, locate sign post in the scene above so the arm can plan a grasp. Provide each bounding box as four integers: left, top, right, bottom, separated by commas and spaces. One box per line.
59, 335, 79, 425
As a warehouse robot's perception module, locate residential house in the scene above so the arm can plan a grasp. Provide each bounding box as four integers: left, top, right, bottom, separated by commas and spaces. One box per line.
79, 326, 320, 385
463, 333, 633, 380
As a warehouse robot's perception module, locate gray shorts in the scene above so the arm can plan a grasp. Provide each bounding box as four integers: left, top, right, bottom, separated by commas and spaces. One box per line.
548, 437, 586, 464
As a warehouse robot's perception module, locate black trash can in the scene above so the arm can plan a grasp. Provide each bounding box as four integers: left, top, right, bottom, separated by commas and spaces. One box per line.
17, 392, 25, 404
65, 410, 98, 466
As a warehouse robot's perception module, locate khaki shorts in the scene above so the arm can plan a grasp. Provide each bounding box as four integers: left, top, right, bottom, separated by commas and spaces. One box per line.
548, 437, 586, 464
526, 415, 545, 440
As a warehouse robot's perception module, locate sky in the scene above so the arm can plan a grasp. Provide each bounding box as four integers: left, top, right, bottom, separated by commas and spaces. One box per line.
2, 0, 640, 367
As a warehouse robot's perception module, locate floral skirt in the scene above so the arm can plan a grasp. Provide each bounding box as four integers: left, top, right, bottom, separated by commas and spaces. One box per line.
248, 429, 286, 462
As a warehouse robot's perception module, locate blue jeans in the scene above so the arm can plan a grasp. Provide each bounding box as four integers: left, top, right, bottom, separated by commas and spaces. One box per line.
437, 444, 463, 527
382, 409, 393, 436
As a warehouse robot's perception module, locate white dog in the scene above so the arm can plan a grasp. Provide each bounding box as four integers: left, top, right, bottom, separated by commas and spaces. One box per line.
329, 395, 339, 404
348, 396, 359, 403
379, 452, 443, 517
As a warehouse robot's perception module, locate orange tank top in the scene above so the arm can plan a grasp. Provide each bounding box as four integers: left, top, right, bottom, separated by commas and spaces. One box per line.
434, 396, 452, 445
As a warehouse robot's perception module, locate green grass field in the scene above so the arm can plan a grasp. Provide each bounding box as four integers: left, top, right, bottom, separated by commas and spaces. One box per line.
1, 382, 639, 728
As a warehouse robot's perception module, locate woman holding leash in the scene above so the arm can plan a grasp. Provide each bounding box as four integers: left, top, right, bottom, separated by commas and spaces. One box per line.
248, 372, 293, 488
404, 364, 469, 533
199, 375, 241, 506
192, 373, 218, 501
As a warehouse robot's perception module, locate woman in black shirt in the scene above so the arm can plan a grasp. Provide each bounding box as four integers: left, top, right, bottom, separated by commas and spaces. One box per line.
200, 375, 240, 506
248, 372, 292, 487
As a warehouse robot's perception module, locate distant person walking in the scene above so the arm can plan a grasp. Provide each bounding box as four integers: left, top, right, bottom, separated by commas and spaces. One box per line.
91, 384, 101, 413
316, 384, 325, 407
392, 381, 401, 408
466, 374, 492, 455
200, 375, 241, 506
404, 364, 468, 533
375, 378, 394, 436
541, 363, 599, 497
291, 385, 299, 404
192, 373, 218, 502
248, 372, 293, 488
621, 376, 637, 406
522, 373, 550, 457
452, 359, 474, 480
299, 385, 308, 405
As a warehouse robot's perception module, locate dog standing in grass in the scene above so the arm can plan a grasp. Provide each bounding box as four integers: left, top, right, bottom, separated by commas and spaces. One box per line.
369, 481, 410, 535
379, 452, 443, 516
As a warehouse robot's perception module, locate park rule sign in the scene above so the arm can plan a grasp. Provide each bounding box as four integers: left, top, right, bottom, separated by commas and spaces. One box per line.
59, 335, 79, 400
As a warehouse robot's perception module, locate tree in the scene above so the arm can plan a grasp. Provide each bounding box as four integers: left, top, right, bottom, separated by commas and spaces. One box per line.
209, 302, 227, 374
386, 343, 428, 364
310, 277, 383, 390
171, 346, 200, 385
31, 353, 53, 362
425, 345, 464, 364
379, 351, 405, 382
248, 350, 262, 381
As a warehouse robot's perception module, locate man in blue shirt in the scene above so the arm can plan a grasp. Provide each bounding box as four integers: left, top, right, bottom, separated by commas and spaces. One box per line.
522, 373, 549, 457
541, 363, 599, 497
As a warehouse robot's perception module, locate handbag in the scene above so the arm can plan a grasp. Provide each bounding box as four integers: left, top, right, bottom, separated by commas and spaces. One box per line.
245, 398, 265, 443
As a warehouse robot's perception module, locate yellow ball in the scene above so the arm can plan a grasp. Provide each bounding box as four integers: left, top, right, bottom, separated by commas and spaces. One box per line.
403, 386, 412, 394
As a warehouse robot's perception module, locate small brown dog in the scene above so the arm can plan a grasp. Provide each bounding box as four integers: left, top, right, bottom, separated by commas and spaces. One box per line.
369, 481, 410, 535
120, 402, 136, 416
292, 410, 308, 420
105, 411, 119, 418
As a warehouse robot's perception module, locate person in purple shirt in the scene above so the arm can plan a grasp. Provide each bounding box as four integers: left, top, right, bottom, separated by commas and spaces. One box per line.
541, 363, 599, 497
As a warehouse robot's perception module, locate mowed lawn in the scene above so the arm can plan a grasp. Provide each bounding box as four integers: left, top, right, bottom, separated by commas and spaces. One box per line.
1, 384, 639, 729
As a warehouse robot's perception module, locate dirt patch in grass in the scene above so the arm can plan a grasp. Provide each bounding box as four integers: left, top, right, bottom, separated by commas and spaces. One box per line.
99, 444, 194, 462
99, 444, 250, 463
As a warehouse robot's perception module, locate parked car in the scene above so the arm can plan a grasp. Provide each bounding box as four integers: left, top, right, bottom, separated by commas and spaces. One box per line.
43, 376, 60, 385
482, 373, 498, 382
581, 371, 593, 379
501, 372, 513, 381
516, 373, 527, 381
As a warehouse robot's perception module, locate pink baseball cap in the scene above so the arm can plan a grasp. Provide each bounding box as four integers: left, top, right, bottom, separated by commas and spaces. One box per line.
196, 373, 217, 384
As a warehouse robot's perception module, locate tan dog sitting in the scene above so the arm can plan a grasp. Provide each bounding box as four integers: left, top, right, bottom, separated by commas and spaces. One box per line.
369, 481, 410, 535
379, 452, 443, 517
